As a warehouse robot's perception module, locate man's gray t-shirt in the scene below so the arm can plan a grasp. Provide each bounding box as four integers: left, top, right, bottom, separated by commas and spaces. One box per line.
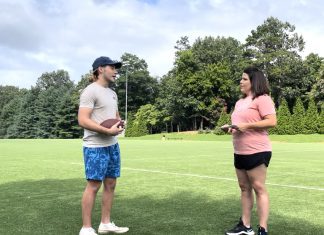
79, 82, 118, 147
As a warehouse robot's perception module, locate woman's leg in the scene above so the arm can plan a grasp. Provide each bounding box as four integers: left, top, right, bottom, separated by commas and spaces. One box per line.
247, 164, 269, 230
236, 168, 254, 227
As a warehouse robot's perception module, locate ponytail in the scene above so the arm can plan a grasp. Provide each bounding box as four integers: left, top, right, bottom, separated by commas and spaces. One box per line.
89, 70, 99, 83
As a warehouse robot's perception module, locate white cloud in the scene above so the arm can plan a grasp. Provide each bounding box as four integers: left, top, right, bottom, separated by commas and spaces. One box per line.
0, 0, 324, 88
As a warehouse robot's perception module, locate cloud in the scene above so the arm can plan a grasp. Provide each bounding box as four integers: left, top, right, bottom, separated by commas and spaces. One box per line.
0, 1, 44, 51
0, 0, 324, 88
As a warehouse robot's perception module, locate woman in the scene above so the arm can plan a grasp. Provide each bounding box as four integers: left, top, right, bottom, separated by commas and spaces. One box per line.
224, 67, 277, 235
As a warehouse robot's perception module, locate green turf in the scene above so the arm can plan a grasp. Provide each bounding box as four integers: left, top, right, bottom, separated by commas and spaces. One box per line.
0, 138, 324, 234
128, 133, 324, 143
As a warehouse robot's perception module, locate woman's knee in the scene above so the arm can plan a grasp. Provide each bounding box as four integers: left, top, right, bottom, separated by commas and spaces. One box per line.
239, 182, 252, 193
252, 181, 267, 195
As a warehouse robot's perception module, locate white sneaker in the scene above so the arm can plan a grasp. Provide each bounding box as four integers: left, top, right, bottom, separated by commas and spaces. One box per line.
79, 227, 98, 235
98, 222, 129, 234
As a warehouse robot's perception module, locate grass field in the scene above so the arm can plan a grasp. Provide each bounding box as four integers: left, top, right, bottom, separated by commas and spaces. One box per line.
0, 136, 324, 235
130, 133, 324, 143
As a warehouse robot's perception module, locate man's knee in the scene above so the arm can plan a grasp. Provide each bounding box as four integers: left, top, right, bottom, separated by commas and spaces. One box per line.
103, 178, 117, 191
86, 180, 102, 193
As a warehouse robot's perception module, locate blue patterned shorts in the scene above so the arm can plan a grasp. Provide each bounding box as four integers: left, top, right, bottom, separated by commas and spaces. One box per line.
83, 143, 121, 181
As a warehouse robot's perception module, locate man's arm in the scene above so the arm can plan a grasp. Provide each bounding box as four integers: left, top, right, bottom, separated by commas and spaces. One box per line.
78, 107, 122, 136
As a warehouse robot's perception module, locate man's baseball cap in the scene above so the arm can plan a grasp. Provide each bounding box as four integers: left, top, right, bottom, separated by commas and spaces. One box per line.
92, 56, 122, 71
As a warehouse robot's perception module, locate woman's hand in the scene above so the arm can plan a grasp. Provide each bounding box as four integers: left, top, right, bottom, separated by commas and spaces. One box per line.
221, 124, 240, 134
236, 123, 250, 132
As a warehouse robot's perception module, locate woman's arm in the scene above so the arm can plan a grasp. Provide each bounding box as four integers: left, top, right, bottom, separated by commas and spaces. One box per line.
235, 114, 277, 132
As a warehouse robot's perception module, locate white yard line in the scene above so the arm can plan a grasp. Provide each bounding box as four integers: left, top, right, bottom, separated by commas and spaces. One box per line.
123, 167, 324, 192
44, 160, 324, 191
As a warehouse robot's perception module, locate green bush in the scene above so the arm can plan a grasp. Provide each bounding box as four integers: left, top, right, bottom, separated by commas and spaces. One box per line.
319, 110, 324, 134
125, 112, 149, 137
271, 99, 293, 135
214, 110, 230, 135
292, 97, 307, 134
204, 128, 212, 134
304, 98, 319, 134
198, 129, 204, 134
213, 127, 226, 135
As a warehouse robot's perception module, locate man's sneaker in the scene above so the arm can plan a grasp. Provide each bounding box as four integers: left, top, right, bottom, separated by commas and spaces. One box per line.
225, 218, 255, 235
257, 225, 268, 235
79, 227, 98, 235
98, 222, 129, 234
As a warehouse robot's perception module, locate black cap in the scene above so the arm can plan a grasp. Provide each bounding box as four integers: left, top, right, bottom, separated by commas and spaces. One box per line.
92, 56, 122, 71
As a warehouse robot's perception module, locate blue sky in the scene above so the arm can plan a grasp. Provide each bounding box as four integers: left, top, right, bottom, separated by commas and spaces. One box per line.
0, 0, 324, 88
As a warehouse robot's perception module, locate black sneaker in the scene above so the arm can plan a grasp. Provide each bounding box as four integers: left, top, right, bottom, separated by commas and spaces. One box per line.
225, 218, 255, 235
257, 225, 267, 235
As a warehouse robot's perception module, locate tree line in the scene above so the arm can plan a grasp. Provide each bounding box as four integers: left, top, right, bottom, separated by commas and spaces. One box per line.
0, 17, 323, 138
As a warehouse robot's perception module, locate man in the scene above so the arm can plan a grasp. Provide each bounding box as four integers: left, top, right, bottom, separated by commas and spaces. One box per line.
78, 56, 129, 235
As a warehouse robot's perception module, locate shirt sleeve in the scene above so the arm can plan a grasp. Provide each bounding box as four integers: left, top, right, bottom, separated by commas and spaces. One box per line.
257, 95, 276, 118
113, 91, 118, 112
79, 88, 95, 109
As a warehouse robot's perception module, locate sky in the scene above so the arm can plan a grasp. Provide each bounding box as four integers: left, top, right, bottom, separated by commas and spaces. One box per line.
0, 0, 324, 88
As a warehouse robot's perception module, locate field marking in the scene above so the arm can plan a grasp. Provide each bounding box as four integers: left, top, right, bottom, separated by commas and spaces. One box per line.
124, 167, 237, 182
44, 160, 324, 191
123, 167, 324, 192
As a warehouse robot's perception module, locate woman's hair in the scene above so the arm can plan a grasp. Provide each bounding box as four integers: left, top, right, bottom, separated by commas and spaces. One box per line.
89, 70, 99, 83
243, 66, 270, 99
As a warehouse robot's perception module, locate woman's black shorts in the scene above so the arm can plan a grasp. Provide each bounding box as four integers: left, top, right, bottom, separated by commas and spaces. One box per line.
234, 151, 272, 170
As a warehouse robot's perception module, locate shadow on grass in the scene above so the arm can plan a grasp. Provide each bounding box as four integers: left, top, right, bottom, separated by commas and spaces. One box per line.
0, 179, 322, 235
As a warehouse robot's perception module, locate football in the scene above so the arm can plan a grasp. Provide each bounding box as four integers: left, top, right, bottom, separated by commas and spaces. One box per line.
220, 124, 239, 132
100, 119, 125, 128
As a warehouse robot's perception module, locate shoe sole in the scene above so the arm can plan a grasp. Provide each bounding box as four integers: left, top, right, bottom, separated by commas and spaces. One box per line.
225, 231, 255, 235
98, 229, 129, 234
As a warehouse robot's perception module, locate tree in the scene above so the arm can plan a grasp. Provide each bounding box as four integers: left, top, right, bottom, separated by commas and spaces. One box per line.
76, 72, 92, 92
115, 53, 159, 119
170, 36, 244, 129
0, 85, 22, 112
319, 109, 324, 134
125, 112, 135, 137
175, 57, 236, 128
6, 88, 40, 138
311, 77, 324, 110
0, 87, 28, 137
125, 112, 148, 137
134, 104, 160, 134
33, 70, 75, 138
291, 97, 306, 134
309, 63, 324, 110
191, 36, 246, 76
36, 70, 73, 90
245, 17, 304, 55
155, 72, 187, 132
271, 98, 293, 135
34, 87, 56, 138
0, 96, 23, 137
245, 17, 309, 106
304, 53, 323, 83
55, 90, 82, 138
303, 98, 319, 134
174, 36, 191, 56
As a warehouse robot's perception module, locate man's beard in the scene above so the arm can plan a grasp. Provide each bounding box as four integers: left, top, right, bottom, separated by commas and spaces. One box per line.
104, 74, 115, 83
